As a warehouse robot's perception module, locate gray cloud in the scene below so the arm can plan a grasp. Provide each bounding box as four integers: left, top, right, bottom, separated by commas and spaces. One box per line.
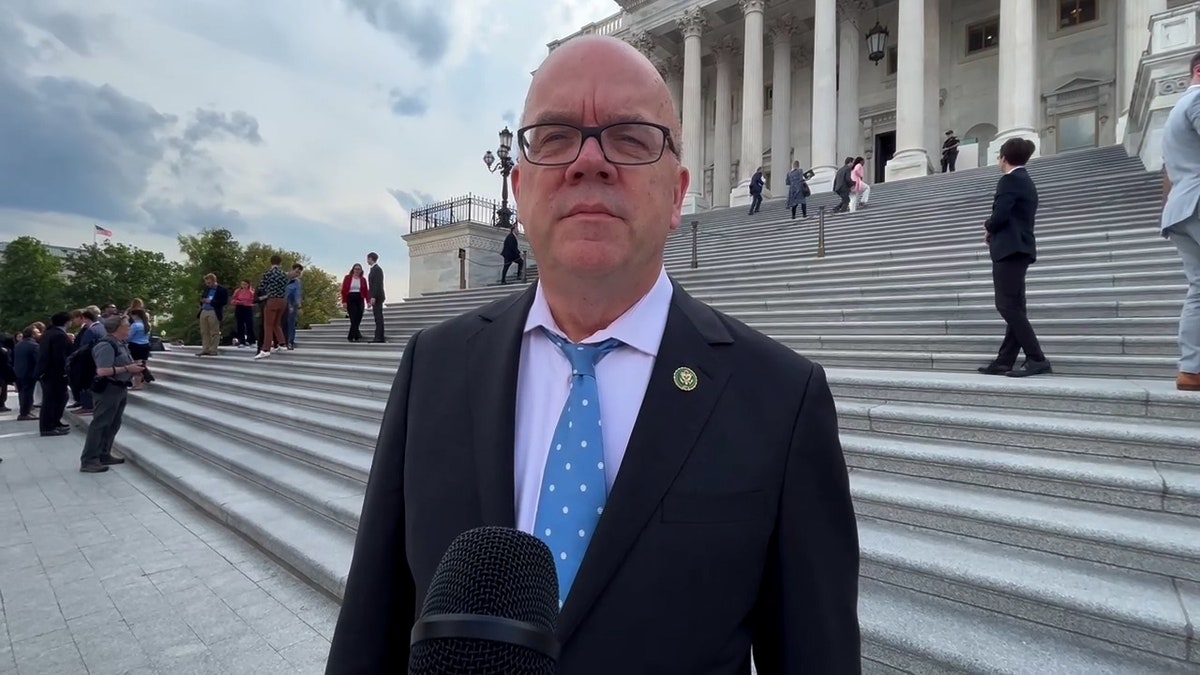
342, 0, 450, 66
30, 10, 95, 56
388, 188, 437, 212
0, 10, 262, 236
140, 197, 247, 236
502, 110, 517, 126
388, 87, 428, 117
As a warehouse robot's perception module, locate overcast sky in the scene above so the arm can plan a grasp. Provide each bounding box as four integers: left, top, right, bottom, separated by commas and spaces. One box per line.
0, 0, 616, 299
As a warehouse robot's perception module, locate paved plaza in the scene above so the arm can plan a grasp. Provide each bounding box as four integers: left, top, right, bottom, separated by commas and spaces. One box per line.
0, 416, 338, 675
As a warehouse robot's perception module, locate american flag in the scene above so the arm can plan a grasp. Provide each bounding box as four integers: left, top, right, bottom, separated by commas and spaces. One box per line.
94, 224, 113, 238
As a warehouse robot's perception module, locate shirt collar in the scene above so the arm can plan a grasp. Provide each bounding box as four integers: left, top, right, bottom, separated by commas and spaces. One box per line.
523, 266, 673, 357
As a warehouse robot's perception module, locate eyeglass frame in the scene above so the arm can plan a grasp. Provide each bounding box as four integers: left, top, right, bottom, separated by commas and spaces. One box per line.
515, 121, 680, 166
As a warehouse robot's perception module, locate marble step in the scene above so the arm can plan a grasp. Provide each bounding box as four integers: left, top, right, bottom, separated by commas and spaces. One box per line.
853, 470, 1200, 582
66, 410, 355, 600
841, 432, 1200, 516
836, 398, 1200, 465
858, 518, 1200, 664
858, 577, 1196, 674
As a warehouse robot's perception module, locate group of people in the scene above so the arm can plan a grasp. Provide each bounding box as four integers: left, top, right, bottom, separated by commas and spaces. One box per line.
194, 251, 389, 357
200, 256, 305, 359
8, 303, 151, 472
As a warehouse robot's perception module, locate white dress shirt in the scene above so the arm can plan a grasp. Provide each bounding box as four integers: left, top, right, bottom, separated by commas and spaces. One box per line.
513, 267, 674, 534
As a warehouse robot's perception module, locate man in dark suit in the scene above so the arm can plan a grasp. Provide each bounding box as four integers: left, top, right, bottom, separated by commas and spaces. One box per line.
832, 156, 854, 212
978, 137, 1052, 378
14, 328, 39, 420
326, 35, 860, 675
500, 225, 524, 284
36, 312, 73, 436
367, 252, 386, 343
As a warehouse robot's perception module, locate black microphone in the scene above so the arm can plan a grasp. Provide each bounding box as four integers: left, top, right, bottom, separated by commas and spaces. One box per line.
409, 526, 561, 674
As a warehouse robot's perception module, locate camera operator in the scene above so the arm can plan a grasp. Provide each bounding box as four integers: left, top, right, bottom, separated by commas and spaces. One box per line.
80, 315, 143, 474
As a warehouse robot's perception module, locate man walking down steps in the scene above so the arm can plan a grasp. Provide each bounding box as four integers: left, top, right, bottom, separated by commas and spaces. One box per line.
1161, 51, 1200, 392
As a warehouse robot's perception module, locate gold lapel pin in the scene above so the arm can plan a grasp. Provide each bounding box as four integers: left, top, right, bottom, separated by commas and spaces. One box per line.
673, 366, 698, 392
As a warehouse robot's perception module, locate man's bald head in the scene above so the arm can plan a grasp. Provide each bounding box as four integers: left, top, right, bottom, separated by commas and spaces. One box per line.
522, 36, 681, 153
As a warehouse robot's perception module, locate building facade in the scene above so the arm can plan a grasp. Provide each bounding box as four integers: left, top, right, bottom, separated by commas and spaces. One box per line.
547, 0, 1186, 210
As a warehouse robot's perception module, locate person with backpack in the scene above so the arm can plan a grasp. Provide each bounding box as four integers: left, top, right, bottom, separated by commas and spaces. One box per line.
80, 315, 143, 473
67, 308, 105, 414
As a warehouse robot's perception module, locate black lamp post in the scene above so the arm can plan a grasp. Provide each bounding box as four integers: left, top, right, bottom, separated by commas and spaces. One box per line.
482, 126, 516, 229
865, 19, 889, 66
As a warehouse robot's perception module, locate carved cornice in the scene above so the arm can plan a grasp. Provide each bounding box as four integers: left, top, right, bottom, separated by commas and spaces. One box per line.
836, 0, 871, 21
712, 34, 741, 62
768, 14, 800, 44
676, 6, 708, 39
625, 30, 656, 57
739, 0, 768, 15
654, 54, 683, 79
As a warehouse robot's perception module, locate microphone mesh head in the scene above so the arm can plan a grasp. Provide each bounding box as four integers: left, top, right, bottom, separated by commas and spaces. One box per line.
410, 526, 560, 674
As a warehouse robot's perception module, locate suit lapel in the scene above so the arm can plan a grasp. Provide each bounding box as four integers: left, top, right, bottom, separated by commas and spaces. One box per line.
556, 283, 734, 641
466, 285, 538, 528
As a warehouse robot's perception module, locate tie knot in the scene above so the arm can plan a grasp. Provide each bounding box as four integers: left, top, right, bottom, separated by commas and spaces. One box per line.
543, 329, 622, 377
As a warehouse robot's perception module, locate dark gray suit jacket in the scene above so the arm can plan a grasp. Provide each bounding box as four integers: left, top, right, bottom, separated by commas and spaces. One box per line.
985, 167, 1039, 263
326, 280, 861, 675
368, 264, 385, 302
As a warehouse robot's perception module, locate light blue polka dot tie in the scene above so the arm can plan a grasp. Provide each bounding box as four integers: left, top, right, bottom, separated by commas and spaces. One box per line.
533, 329, 623, 606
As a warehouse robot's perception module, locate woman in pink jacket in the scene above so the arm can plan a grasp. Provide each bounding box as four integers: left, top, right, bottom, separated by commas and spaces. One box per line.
851, 156, 871, 211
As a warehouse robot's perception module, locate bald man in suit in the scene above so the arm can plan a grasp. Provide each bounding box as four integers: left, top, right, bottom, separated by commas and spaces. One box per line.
326, 35, 860, 675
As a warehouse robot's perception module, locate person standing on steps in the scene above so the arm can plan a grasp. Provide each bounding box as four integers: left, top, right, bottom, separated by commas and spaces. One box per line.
1160, 51, 1200, 392
341, 263, 370, 342
254, 256, 289, 360
978, 137, 1052, 378
326, 34, 860, 675
941, 130, 959, 173
747, 166, 764, 215
80, 315, 141, 473
367, 251, 386, 343
785, 160, 808, 219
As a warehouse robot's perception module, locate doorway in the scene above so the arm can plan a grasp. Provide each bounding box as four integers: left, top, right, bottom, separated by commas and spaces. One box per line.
874, 131, 896, 183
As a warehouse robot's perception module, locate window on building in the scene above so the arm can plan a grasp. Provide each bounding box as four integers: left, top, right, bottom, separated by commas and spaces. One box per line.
1059, 0, 1098, 28
887, 46, 897, 75
764, 84, 773, 112
966, 18, 1000, 55
1058, 109, 1098, 151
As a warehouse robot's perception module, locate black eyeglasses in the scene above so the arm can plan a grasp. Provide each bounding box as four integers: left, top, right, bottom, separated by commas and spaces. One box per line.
516, 122, 679, 166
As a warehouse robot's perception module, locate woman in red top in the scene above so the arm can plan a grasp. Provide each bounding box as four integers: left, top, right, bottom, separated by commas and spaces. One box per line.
340, 264, 370, 342
230, 280, 257, 347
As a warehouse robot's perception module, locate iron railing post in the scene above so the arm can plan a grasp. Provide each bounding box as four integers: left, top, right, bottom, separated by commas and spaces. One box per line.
817, 206, 826, 258
690, 220, 699, 269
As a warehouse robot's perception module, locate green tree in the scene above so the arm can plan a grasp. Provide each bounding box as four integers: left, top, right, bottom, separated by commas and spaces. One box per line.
62, 242, 180, 316
0, 237, 67, 333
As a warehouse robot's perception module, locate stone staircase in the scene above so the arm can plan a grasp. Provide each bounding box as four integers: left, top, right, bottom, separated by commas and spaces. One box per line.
70, 145, 1200, 673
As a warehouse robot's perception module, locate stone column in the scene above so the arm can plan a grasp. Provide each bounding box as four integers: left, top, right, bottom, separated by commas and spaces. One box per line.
1117, 0, 1168, 142
713, 36, 739, 208
769, 16, 798, 189
836, 5, 861, 162
656, 56, 684, 118
924, 0, 942, 168
809, 0, 839, 192
992, 0, 1041, 162
732, 0, 768, 207
677, 7, 708, 213
885, 0, 930, 181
